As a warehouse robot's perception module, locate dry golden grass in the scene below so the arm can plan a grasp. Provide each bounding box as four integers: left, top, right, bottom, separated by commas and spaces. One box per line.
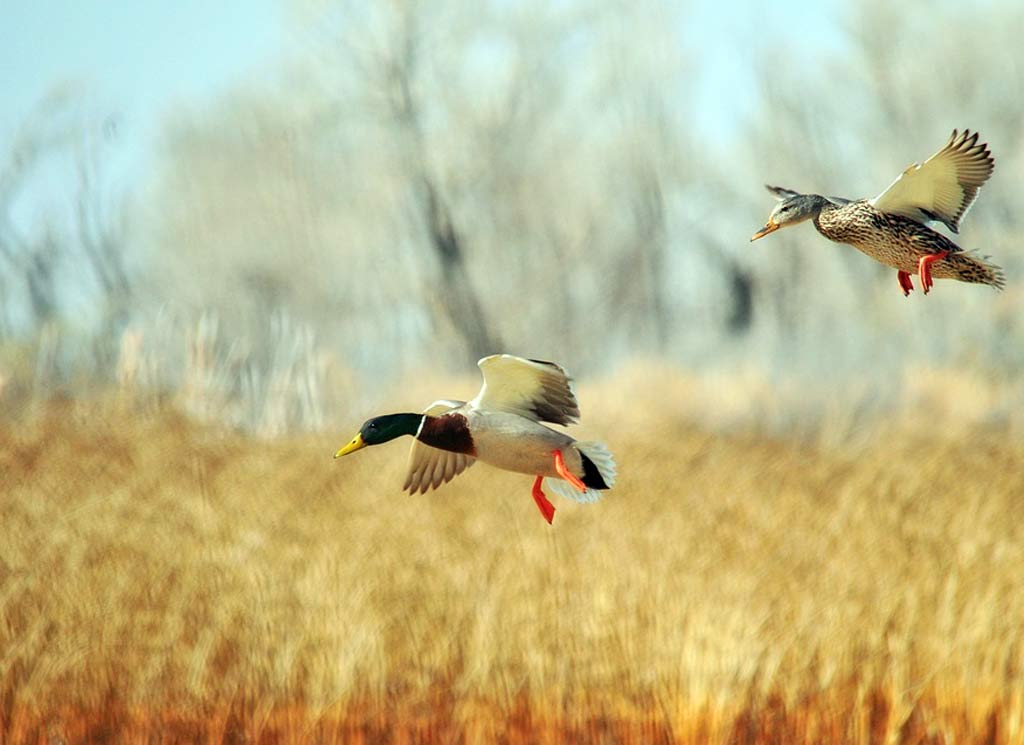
2, 371, 1024, 744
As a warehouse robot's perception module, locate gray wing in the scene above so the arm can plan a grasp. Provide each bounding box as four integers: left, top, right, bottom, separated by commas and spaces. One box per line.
765, 184, 850, 206
469, 354, 580, 425
403, 400, 476, 494
765, 184, 802, 200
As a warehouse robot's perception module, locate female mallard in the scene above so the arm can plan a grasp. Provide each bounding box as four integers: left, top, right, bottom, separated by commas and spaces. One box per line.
334, 354, 616, 524
751, 129, 1004, 295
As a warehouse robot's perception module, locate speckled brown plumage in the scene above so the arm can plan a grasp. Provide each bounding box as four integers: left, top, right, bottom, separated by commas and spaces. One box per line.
815, 200, 1005, 288
752, 129, 1005, 294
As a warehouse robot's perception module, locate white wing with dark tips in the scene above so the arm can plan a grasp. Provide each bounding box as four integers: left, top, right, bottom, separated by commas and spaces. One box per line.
870, 129, 994, 233
470, 355, 580, 425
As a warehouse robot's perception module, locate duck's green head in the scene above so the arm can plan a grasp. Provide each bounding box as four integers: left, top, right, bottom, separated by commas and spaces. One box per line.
334, 413, 422, 457
751, 187, 827, 240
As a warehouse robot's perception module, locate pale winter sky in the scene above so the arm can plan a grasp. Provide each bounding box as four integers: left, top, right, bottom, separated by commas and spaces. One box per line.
1, 0, 842, 221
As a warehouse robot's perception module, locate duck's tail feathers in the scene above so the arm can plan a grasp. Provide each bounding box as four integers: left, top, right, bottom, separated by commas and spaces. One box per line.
544, 441, 616, 504
950, 250, 1005, 290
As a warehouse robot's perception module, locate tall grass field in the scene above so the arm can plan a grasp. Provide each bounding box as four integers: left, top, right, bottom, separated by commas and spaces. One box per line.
2, 369, 1023, 743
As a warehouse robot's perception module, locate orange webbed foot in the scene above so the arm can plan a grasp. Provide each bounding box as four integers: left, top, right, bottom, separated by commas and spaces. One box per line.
897, 270, 914, 297
552, 449, 587, 493
531, 475, 555, 524
918, 251, 950, 295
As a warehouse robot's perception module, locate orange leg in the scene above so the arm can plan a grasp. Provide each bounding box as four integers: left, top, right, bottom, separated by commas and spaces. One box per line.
531, 476, 555, 524
553, 449, 587, 493
918, 251, 950, 295
897, 270, 914, 297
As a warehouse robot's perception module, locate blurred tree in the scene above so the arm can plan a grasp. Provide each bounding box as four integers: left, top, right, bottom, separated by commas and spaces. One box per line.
372, 0, 503, 364
0, 89, 77, 332
145, 0, 697, 376
134, 0, 1024, 406
74, 125, 134, 372
75, 128, 131, 314
1, 89, 131, 329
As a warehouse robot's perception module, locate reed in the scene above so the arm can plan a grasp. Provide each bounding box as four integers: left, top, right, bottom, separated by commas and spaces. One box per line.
1, 379, 1022, 743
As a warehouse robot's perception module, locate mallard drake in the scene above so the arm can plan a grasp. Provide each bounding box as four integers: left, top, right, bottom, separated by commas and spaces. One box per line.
334, 354, 616, 524
751, 129, 1004, 295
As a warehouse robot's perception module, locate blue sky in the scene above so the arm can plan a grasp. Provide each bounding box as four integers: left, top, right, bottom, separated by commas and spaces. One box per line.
1, 2, 283, 140
1, 0, 843, 224
1, 1, 287, 241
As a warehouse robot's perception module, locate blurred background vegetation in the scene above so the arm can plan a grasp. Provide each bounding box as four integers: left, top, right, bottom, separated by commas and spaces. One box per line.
1, 0, 1022, 433
3, 4, 1024, 741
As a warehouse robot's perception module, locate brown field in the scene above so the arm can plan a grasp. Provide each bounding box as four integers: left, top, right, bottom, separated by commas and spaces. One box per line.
2, 369, 1024, 744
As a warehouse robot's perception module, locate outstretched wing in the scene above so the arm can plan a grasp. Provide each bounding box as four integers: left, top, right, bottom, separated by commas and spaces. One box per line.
870, 129, 994, 233
470, 355, 580, 425
765, 184, 801, 200
403, 400, 476, 494
766, 184, 850, 207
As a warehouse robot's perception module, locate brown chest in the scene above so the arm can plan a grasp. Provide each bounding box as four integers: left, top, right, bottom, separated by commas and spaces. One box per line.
418, 413, 477, 455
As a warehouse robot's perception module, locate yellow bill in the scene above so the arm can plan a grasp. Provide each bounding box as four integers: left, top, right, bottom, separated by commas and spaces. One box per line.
334, 433, 366, 458
750, 220, 780, 241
